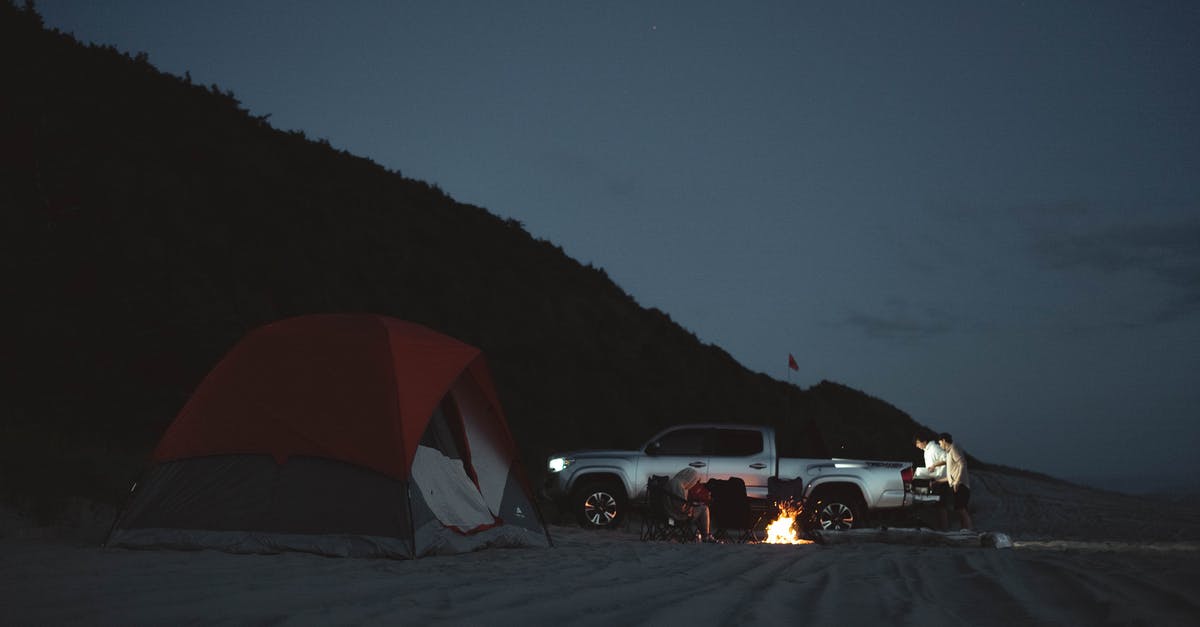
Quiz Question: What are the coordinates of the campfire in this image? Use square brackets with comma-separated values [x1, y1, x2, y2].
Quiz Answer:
[762, 504, 815, 545]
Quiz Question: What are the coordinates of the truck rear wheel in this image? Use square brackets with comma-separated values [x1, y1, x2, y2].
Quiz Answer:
[805, 488, 866, 531]
[573, 479, 626, 530]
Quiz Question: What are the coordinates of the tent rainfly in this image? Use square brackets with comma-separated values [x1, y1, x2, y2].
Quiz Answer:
[108, 314, 551, 558]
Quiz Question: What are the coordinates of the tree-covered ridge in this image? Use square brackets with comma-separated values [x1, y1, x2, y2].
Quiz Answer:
[4, 2, 1026, 520]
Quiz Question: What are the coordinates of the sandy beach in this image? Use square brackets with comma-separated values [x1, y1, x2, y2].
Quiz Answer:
[4, 470, 1199, 626]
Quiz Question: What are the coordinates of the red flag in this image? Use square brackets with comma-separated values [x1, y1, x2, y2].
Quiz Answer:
[788, 354, 799, 371]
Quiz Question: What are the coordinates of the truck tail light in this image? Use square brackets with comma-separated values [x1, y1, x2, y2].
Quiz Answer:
[900, 466, 914, 483]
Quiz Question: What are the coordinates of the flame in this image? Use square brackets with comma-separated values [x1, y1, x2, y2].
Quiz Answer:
[762, 504, 815, 545]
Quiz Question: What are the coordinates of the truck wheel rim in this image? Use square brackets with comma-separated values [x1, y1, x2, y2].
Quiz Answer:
[819, 502, 854, 530]
[584, 492, 618, 526]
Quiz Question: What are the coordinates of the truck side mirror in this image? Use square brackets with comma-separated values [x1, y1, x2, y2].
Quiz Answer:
[645, 441, 661, 456]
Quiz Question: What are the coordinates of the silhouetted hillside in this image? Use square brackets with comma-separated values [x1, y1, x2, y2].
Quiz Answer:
[2, 3, 977, 521]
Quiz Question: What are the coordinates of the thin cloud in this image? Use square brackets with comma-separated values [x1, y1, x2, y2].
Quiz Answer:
[1031, 223, 1200, 273]
[1013, 199, 1093, 221]
[1030, 221, 1200, 324]
[841, 303, 954, 342]
[541, 149, 643, 201]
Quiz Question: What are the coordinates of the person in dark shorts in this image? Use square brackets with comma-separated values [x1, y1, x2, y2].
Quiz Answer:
[936, 432, 973, 531]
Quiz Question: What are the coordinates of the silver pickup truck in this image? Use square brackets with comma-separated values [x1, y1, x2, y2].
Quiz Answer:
[543, 423, 933, 530]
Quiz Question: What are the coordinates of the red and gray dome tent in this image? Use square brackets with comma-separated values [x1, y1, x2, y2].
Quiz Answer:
[108, 314, 551, 558]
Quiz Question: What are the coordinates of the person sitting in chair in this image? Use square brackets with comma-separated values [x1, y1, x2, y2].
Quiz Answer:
[668, 467, 716, 543]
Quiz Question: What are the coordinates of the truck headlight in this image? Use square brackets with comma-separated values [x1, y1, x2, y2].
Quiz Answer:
[548, 457, 573, 473]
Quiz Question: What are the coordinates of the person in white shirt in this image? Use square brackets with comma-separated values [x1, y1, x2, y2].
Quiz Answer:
[914, 429, 950, 530]
[914, 430, 948, 479]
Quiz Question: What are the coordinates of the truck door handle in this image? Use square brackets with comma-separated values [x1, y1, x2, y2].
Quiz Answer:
[689, 461, 707, 468]
[749, 463, 767, 469]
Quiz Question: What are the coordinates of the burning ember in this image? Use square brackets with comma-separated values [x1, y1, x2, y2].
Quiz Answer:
[763, 505, 815, 545]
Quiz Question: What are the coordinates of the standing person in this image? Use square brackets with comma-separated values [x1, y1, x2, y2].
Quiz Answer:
[913, 429, 949, 530]
[937, 432, 973, 531]
[667, 467, 715, 542]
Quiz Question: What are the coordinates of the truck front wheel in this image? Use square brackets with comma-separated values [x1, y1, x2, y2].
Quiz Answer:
[572, 480, 626, 529]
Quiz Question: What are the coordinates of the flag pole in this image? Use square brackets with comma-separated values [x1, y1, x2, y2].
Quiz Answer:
[785, 353, 800, 422]
[784, 354, 793, 422]
[785, 367, 790, 423]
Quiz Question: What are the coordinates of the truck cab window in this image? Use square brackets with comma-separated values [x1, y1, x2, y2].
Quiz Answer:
[653, 428, 708, 455]
[713, 429, 763, 456]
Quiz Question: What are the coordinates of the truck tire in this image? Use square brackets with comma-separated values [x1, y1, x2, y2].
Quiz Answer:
[805, 488, 866, 531]
[572, 479, 626, 530]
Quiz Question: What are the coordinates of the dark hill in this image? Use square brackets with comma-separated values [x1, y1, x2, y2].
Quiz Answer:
[1, 3, 972, 521]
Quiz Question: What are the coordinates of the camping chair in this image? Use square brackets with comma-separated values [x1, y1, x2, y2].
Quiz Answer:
[767, 476, 805, 509]
[761, 476, 806, 536]
[640, 475, 697, 542]
[706, 477, 757, 543]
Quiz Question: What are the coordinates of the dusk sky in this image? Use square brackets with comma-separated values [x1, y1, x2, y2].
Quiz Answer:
[38, 1, 1199, 491]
